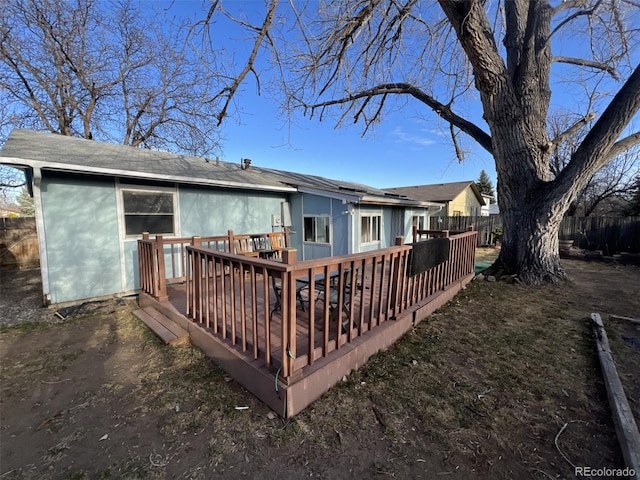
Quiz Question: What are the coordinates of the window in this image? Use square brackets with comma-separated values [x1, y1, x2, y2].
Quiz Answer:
[361, 215, 381, 244]
[122, 189, 175, 236]
[304, 216, 330, 243]
[453, 210, 463, 217]
[412, 215, 425, 230]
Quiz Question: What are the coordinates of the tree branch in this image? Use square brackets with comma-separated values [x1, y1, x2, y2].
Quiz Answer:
[553, 56, 619, 80]
[547, 112, 596, 151]
[212, 0, 279, 126]
[554, 64, 640, 196]
[548, 0, 603, 41]
[605, 131, 640, 161]
[306, 82, 493, 153]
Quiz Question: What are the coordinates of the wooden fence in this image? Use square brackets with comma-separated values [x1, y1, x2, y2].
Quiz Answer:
[430, 216, 501, 246]
[0, 217, 39, 269]
[559, 217, 640, 254]
[431, 215, 640, 253]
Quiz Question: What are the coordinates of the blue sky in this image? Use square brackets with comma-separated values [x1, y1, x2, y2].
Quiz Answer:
[217, 88, 497, 190]
[160, 1, 498, 191]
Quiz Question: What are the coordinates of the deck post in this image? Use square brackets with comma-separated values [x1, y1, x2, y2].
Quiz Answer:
[139, 232, 150, 295]
[191, 236, 202, 320]
[282, 247, 297, 265]
[284, 226, 291, 248]
[227, 229, 234, 253]
[389, 237, 405, 315]
[154, 235, 169, 302]
[282, 248, 302, 383]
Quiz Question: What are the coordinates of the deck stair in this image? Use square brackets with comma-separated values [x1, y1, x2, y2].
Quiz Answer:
[134, 306, 189, 345]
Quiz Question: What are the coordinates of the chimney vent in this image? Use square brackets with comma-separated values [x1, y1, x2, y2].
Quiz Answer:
[243, 158, 252, 170]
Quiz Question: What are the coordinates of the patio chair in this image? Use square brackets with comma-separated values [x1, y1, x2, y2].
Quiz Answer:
[270, 275, 308, 319]
[234, 235, 259, 257]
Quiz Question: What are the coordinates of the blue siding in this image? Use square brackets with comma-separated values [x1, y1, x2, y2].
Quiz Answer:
[41, 174, 122, 304]
[289, 194, 304, 254]
[355, 205, 390, 252]
[332, 198, 349, 256]
[300, 194, 332, 260]
[179, 186, 286, 237]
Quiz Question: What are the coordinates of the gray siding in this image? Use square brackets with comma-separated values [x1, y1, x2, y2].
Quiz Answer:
[41, 173, 122, 304]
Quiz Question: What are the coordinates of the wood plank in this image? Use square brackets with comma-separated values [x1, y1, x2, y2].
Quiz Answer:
[610, 314, 640, 326]
[142, 306, 188, 340]
[591, 313, 640, 477]
[134, 309, 178, 345]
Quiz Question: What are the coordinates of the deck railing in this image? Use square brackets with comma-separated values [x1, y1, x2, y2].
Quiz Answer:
[185, 239, 412, 381]
[403, 228, 477, 308]
[138, 230, 288, 300]
[181, 229, 476, 382]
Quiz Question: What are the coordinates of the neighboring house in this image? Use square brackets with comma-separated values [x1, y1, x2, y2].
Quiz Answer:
[0, 129, 442, 306]
[385, 181, 485, 217]
[0, 205, 21, 218]
[480, 194, 500, 216]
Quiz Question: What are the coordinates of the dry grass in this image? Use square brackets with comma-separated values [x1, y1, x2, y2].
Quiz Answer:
[1, 259, 638, 479]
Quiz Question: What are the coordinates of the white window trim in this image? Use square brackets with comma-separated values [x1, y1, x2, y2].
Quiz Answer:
[116, 181, 180, 240]
[303, 214, 332, 245]
[360, 214, 382, 245]
[412, 214, 426, 229]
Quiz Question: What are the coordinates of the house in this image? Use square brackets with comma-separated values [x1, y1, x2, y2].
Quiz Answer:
[0, 129, 442, 306]
[0, 204, 21, 218]
[385, 181, 485, 217]
[2, 129, 481, 418]
[480, 194, 500, 216]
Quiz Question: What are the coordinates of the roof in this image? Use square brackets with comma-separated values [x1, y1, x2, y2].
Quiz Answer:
[0, 129, 441, 208]
[0, 129, 293, 192]
[384, 181, 485, 206]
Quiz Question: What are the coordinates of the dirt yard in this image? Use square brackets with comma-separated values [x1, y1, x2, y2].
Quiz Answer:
[1, 254, 639, 479]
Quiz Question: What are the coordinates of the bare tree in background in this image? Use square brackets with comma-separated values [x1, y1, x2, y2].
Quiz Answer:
[0, 0, 223, 155]
[550, 113, 639, 216]
[257, 0, 640, 284]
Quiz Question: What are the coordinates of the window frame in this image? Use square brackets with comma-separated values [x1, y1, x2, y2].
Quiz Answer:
[360, 214, 382, 245]
[412, 214, 425, 230]
[303, 215, 331, 244]
[118, 184, 178, 239]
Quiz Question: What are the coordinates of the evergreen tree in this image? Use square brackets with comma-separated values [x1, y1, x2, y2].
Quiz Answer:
[16, 187, 35, 216]
[476, 170, 495, 202]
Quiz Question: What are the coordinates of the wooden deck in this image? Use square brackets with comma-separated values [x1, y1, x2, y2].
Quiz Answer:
[167, 265, 390, 368]
[137, 229, 478, 417]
